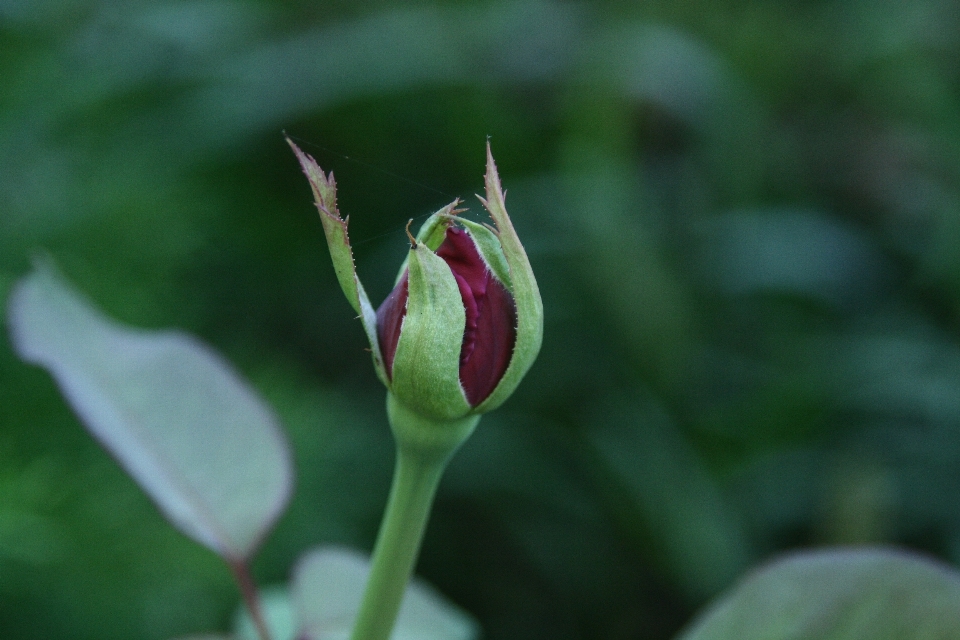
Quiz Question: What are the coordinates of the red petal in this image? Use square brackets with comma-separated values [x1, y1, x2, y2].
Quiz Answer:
[457, 271, 516, 406]
[436, 228, 517, 406]
[376, 271, 408, 380]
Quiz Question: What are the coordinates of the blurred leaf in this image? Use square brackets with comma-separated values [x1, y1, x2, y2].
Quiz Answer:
[443, 413, 653, 635]
[293, 546, 479, 640]
[834, 328, 960, 422]
[586, 399, 752, 599]
[7, 260, 293, 561]
[581, 22, 767, 202]
[695, 208, 889, 308]
[559, 157, 698, 388]
[677, 547, 960, 640]
[233, 586, 297, 640]
[0, 509, 67, 565]
[161, 1, 583, 155]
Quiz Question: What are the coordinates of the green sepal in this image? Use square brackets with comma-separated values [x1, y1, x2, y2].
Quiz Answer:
[391, 241, 472, 421]
[473, 143, 544, 414]
[287, 137, 387, 385]
[417, 202, 461, 250]
[391, 201, 461, 285]
[453, 217, 512, 290]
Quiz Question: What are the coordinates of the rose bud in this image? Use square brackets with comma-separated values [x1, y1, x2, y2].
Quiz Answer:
[288, 138, 542, 424]
[376, 212, 517, 419]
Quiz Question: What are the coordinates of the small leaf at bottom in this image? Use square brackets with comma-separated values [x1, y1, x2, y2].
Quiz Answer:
[677, 547, 960, 640]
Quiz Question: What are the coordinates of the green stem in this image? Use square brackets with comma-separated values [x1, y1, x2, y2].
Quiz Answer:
[349, 448, 445, 640]
[349, 394, 480, 640]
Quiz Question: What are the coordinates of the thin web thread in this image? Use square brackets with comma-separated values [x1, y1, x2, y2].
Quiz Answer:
[286, 134, 482, 248]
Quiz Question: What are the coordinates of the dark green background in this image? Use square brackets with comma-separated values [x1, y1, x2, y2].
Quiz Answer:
[3, 1, 960, 638]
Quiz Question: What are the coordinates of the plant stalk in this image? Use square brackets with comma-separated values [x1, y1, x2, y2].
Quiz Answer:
[349, 447, 445, 640]
[349, 394, 480, 640]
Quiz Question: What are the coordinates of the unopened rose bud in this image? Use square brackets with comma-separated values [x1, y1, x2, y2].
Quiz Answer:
[288, 138, 542, 424]
[375, 212, 520, 419]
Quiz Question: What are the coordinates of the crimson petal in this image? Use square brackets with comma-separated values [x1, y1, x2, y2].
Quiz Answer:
[376, 272, 408, 380]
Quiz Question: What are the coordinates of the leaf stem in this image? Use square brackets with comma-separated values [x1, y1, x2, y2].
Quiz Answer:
[229, 559, 273, 640]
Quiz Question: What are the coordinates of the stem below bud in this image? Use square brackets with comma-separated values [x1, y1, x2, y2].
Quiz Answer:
[387, 393, 481, 462]
[349, 394, 480, 640]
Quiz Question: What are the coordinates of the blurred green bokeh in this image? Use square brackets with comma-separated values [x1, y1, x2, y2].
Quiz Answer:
[3, 0, 960, 638]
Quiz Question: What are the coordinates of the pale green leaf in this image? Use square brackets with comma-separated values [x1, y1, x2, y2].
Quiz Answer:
[677, 547, 960, 640]
[7, 261, 292, 561]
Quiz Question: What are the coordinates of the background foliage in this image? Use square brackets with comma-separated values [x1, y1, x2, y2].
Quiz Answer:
[3, 0, 960, 638]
